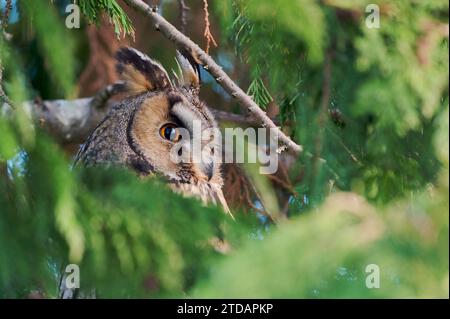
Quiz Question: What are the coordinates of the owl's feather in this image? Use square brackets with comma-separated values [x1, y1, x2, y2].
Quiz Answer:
[176, 49, 201, 89]
[116, 47, 172, 95]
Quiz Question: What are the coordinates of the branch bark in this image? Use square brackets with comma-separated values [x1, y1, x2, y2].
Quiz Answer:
[123, 0, 302, 155]
[0, 82, 124, 144]
[2, 98, 107, 144]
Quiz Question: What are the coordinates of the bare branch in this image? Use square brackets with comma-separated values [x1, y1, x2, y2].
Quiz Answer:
[123, 0, 302, 155]
[1, 98, 107, 144]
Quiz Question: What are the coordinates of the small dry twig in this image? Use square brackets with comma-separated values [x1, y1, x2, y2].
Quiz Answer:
[202, 0, 217, 54]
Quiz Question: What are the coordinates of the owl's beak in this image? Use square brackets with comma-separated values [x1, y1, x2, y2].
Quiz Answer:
[196, 144, 217, 181]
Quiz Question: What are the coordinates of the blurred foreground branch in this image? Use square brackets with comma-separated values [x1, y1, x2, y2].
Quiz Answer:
[123, 0, 303, 155]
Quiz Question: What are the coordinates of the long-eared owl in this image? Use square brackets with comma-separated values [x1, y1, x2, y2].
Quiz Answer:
[74, 47, 229, 214]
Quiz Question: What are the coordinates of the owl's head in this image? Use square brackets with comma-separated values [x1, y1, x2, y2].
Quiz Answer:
[76, 47, 227, 210]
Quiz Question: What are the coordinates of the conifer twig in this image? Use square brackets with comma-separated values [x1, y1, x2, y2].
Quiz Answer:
[202, 0, 217, 54]
[123, 0, 302, 155]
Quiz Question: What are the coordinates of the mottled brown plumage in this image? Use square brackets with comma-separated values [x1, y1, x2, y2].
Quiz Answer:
[75, 47, 229, 214]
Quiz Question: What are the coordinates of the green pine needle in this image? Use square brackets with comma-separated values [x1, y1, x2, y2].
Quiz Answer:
[77, 0, 135, 39]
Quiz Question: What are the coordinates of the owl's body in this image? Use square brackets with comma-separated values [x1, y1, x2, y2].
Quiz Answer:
[75, 48, 229, 213]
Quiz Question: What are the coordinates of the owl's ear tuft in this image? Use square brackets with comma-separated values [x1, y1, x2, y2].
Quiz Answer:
[116, 47, 172, 95]
[176, 49, 201, 91]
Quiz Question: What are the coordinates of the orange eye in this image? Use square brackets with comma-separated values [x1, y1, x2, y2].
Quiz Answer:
[159, 124, 180, 142]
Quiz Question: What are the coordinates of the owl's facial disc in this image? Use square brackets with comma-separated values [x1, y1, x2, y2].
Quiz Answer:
[169, 100, 220, 182]
[130, 93, 220, 184]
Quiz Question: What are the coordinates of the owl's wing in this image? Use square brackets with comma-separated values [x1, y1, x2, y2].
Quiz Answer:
[73, 116, 109, 167]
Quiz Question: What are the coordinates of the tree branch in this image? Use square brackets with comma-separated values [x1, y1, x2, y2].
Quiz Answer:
[123, 0, 302, 155]
[1, 97, 107, 144]
[0, 81, 125, 144]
